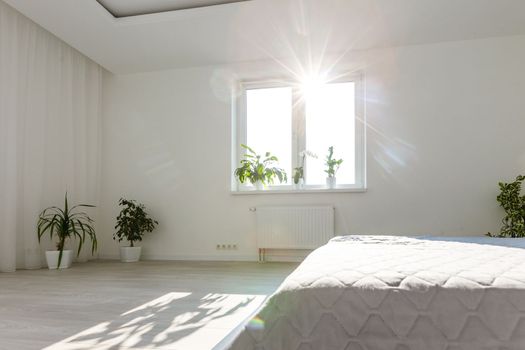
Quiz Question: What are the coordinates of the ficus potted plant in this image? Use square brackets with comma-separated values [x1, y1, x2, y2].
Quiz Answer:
[324, 146, 343, 189]
[114, 198, 158, 262]
[488, 175, 525, 238]
[234, 144, 287, 190]
[37, 193, 97, 269]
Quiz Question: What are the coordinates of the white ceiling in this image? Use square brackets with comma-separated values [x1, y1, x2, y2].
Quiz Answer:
[96, 0, 250, 18]
[4, 0, 525, 74]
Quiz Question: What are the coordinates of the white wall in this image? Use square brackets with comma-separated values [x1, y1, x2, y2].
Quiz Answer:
[98, 35, 525, 261]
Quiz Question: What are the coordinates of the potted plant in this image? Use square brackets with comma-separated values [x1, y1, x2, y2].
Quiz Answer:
[293, 150, 317, 189]
[293, 167, 304, 189]
[37, 193, 97, 269]
[488, 175, 525, 237]
[324, 146, 343, 189]
[234, 144, 287, 190]
[114, 198, 158, 262]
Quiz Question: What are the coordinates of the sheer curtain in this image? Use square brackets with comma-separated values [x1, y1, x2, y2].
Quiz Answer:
[0, 1, 102, 272]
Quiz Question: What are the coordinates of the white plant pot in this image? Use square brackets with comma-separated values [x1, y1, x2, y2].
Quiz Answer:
[293, 178, 304, 190]
[120, 246, 142, 262]
[326, 177, 337, 189]
[255, 181, 264, 191]
[45, 250, 73, 269]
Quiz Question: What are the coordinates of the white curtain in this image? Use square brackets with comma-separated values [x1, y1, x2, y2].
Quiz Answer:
[0, 1, 102, 272]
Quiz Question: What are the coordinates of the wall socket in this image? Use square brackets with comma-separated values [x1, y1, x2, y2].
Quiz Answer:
[216, 244, 238, 250]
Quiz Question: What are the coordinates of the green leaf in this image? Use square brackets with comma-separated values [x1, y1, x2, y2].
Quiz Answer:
[240, 144, 256, 155]
[113, 198, 157, 245]
[57, 246, 63, 269]
[37, 192, 97, 264]
[234, 144, 289, 187]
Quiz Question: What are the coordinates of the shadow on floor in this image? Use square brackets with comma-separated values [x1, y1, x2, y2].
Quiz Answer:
[44, 292, 263, 350]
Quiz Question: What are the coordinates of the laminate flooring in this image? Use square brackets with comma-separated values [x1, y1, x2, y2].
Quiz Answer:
[0, 260, 298, 350]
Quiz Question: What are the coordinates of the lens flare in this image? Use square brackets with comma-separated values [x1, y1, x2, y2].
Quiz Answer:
[247, 316, 265, 331]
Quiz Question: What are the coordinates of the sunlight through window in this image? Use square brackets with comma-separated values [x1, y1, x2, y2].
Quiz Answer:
[305, 82, 355, 185]
[238, 74, 364, 192]
[246, 87, 292, 185]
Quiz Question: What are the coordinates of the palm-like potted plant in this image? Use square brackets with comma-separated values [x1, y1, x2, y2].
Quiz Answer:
[234, 144, 288, 190]
[114, 198, 158, 262]
[325, 146, 343, 189]
[37, 193, 97, 269]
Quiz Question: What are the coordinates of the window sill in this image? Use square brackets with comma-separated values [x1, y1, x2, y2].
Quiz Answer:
[230, 187, 367, 195]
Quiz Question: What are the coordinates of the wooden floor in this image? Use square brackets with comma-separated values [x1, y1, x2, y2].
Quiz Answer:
[0, 260, 298, 350]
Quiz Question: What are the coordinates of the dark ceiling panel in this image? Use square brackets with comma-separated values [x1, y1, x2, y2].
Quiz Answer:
[96, 0, 251, 18]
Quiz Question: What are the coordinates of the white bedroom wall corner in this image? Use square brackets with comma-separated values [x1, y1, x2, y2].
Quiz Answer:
[82, 63, 105, 262]
[357, 70, 367, 190]
[0, 0, 104, 270]
[230, 79, 241, 191]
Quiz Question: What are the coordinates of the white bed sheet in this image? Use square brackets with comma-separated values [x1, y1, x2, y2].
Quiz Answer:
[228, 235, 525, 350]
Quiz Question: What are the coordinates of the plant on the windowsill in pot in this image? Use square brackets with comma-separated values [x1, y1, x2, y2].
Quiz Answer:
[114, 198, 158, 262]
[293, 150, 317, 189]
[292, 167, 304, 189]
[324, 146, 343, 189]
[37, 193, 97, 269]
[234, 144, 288, 190]
[487, 175, 525, 238]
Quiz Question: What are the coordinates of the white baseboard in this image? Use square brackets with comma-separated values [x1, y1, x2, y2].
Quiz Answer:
[97, 253, 259, 262]
[144, 253, 260, 261]
[97, 250, 308, 263]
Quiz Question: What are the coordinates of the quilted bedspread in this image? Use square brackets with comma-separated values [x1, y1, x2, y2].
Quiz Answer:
[227, 236, 525, 350]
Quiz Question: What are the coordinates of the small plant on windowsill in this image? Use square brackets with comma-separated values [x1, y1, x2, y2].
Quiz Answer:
[293, 150, 317, 189]
[487, 175, 525, 238]
[234, 144, 288, 190]
[114, 198, 158, 262]
[292, 167, 304, 188]
[324, 146, 343, 189]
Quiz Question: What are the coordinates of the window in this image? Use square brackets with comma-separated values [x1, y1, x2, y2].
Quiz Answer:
[232, 74, 365, 192]
[246, 87, 292, 184]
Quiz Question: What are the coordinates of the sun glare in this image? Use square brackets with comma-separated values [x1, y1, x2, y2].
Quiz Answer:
[300, 74, 328, 99]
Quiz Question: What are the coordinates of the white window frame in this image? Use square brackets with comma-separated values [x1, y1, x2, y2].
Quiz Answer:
[231, 73, 366, 194]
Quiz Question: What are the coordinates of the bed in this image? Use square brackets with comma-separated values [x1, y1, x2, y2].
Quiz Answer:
[226, 235, 525, 350]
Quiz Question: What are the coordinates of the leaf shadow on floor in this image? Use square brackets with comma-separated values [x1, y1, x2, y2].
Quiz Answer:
[52, 292, 258, 350]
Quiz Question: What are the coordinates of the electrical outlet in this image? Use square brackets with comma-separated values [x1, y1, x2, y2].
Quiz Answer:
[216, 243, 238, 250]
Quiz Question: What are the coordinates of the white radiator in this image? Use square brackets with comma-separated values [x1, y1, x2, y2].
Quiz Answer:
[255, 206, 335, 255]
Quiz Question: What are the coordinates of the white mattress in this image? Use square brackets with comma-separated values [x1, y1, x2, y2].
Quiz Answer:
[227, 235, 525, 350]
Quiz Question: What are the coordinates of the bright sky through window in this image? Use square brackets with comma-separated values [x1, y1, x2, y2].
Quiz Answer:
[246, 87, 292, 185]
[305, 82, 355, 185]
